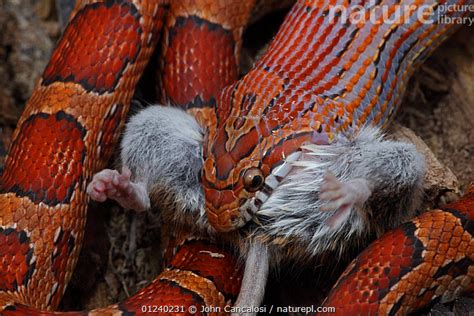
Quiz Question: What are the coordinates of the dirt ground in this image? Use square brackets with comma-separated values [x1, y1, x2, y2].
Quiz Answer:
[0, 0, 473, 314]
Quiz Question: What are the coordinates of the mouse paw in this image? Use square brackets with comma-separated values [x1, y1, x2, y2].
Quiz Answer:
[319, 172, 372, 228]
[87, 167, 150, 211]
[87, 167, 134, 203]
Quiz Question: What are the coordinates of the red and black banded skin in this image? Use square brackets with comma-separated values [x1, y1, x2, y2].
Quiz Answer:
[0, 0, 473, 315]
[0, 0, 168, 311]
[320, 186, 474, 315]
[158, 0, 256, 109]
[202, 0, 473, 231]
[157, 0, 256, 136]
[2, 240, 242, 315]
[1, 0, 245, 314]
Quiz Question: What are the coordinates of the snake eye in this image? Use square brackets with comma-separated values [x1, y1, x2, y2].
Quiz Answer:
[243, 167, 264, 192]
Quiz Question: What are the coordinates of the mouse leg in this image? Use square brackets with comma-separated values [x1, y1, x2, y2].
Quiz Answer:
[87, 166, 150, 212]
[318, 128, 425, 233]
[319, 172, 373, 229]
[233, 242, 269, 316]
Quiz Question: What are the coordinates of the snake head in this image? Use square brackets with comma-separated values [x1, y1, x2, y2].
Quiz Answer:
[199, 76, 330, 233]
[201, 118, 308, 232]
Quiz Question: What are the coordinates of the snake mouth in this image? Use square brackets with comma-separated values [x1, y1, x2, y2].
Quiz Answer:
[238, 151, 303, 225]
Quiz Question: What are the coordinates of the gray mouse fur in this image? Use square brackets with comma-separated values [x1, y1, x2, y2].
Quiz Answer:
[252, 127, 425, 263]
[120, 105, 209, 231]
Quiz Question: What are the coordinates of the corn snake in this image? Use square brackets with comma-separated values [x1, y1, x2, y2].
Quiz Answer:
[0, 0, 473, 315]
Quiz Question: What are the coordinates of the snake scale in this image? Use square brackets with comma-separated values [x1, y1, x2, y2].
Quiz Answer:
[0, 0, 473, 315]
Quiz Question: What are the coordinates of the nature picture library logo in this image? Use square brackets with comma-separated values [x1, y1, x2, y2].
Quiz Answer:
[437, 3, 474, 25]
[325, 0, 474, 26]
